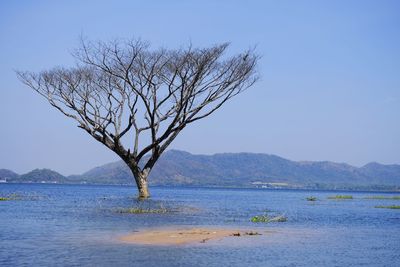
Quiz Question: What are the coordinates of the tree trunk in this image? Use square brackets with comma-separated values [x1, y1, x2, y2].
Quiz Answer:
[137, 173, 150, 199]
[130, 167, 150, 199]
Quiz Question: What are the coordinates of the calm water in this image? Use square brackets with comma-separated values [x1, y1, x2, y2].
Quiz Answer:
[1, 183, 399, 267]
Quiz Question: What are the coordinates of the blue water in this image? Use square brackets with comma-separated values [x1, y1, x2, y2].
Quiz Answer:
[1, 184, 399, 267]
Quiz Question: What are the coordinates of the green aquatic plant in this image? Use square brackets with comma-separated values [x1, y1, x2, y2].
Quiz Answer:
[364, 196, 400, 200]
[269, 215, 287, 222]
[306, 196, 317, 201]
[251, 215, 269, 223]
[117, 207, 169, 214]
[116, 202, 170, 214]
[327, 195, 353, 200]
[251, 214, 287, 223]
[375, 205, 400, 209]
[0, 193, 23, 201]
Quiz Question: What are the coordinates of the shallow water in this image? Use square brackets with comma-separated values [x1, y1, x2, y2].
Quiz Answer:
[1, 184, 399, 266]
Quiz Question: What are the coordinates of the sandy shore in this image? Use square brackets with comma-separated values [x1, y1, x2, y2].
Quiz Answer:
[119, 227, 262, 245]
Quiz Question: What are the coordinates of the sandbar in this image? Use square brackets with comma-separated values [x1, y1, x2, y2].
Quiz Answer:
[118, 227, 262, 245]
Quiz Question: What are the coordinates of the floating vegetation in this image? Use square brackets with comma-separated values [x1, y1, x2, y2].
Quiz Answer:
[327, 195, 353, 200]
[0, 192, 46, 201]
[116, 200, 173, 214]
[251, 215, 269, 223]
[251, 214, 287, 223]
[269, 215, 287, 222]
[112, 198, 201, 215]
[117, 207, 169, 214]
[375, 205, 400, 209]
[306, 196, 317, 201]
[0, 193, 22, 201]
[364, 196, 400, 200]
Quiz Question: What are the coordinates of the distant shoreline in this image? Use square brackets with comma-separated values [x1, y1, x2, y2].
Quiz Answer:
[1, 182, 399, 193]
[2, 150, 399, 192]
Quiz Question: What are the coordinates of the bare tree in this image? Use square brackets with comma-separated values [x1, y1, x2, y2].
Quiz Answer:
[17, 39, 259, 198]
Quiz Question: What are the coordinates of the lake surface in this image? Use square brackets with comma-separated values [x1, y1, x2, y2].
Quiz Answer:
[1, 184, 399, 266]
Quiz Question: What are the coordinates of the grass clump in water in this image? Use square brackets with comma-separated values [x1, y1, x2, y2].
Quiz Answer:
[251, 214, 287, 223]
[365, 196, 400, 200]
[306, 196, 317, 201]
[117, 206, 168, 214]
[375, 205, 400, 209]
[327, 195, 353, 200]
[251, 215, 269, 223]
[0, 194, 22, 201]
[116, 201, 170, 214]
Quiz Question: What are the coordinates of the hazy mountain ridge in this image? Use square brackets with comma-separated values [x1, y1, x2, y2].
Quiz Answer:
[1, 150, 399, 190]
[0, 169, 19, 180]
[2, 168, 68, 183]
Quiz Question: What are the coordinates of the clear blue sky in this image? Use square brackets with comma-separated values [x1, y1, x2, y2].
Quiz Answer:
[1, 0, 399, 175]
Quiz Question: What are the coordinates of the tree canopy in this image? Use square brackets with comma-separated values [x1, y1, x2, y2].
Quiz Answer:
[17, 39, 259, 198]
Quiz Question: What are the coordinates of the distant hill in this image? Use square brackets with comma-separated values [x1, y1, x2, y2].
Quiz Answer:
[2, 150, 400, 190]
[69, 161, 131, 185]
[0, 168, 67, 183]
[62, 150, 400, 189]
[145, 150, 399, 189]
[0, 169, 19, 181]
[19, 169, 67, 183]
[359, 162, 400, 185]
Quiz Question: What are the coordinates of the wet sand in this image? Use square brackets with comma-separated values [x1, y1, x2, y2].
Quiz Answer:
[119, 227, 262, 245]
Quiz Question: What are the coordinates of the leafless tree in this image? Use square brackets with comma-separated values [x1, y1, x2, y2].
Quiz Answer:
[17, 39, 259, 198]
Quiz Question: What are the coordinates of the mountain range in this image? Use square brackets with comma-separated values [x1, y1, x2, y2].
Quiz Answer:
[1, 150, 399, 190]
